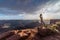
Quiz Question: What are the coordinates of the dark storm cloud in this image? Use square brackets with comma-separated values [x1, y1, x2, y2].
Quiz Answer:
[0, 0, 51, 14]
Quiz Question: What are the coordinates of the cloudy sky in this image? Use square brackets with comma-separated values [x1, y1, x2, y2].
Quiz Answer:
[0, 0, 60, 20]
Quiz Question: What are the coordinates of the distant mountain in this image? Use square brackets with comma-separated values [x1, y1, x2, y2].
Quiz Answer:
[0, 20, 39, 29]
[0, 20, 39, 33]
[25, 21, 40, 28]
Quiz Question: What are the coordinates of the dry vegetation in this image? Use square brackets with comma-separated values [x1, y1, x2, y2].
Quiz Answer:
[0, 23, 60, 40]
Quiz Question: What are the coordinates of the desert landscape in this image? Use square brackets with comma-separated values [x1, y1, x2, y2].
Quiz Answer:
[0, 14, 60, 40]
[0, 0, 60, 40]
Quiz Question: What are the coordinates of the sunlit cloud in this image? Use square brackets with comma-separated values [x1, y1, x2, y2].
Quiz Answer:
[0, 0, 60, 20]
[43, 0, 60, 19]
[34, 0, 60, 20]
[0, 14, 23, 20]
